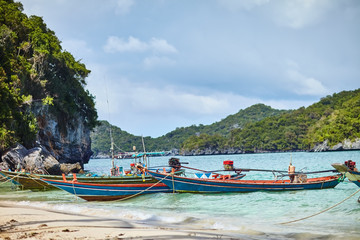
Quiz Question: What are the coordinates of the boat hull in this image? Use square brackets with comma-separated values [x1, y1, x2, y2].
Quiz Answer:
[346, 171, 360, 187]
[148, 170, 341, 193]
[41, 178, 172, 201]
[0, 170, 156, 191]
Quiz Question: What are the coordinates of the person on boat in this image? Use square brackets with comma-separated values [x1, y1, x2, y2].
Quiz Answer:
[130, 163, 137, 174]
[288, 162, 296, 183]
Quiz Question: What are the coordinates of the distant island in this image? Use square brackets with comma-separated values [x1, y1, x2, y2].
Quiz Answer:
[91, 89, 360, 158]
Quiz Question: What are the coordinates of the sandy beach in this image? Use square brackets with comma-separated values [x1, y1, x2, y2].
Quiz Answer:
[0, 202, 237, 240]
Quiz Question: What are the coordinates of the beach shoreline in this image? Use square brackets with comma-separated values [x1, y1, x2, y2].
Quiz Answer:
[0, 202, 237, 240]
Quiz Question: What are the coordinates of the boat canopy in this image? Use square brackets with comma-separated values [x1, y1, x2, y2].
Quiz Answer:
[132, 152, 165, 158]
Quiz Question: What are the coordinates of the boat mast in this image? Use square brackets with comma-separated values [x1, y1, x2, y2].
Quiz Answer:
[110, 125, 115, 169]
[106, 90, 116, 174]
[142, 136, 147, 167]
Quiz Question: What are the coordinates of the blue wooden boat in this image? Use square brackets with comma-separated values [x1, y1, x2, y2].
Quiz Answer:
[147, 170, 342, 193]
[41, 177, 172, 201]
[0, 169, 160, 191]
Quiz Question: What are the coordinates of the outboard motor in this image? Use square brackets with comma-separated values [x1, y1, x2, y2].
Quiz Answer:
[223, 160, 234, 170]
[169, 158, 181, 170]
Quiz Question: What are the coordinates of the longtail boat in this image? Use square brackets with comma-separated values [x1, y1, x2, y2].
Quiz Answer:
[147, 160, 342, 193]
[38, 158, 185, 200]
[332, 161, 360, 188]
[41, 167, 185, 201]
[0, 150, 179, 191]
[0, 170, 160, 191]
[41, 176, 172, 201]
[148, 170, 341, 193]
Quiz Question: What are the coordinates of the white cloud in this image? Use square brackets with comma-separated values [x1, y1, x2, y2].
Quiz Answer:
[149, 38, 178, 54]
[91, 77, 235, 119]
[104, 36, 148, 53]
[103, 36, 178, 54]
[286, 69, 329, 96]
[115, 0, 134, 15]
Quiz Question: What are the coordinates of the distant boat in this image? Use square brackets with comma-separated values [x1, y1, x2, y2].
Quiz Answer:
[332, 161, 360, 188]
[147, 170, 341, 193]
[114, 151, 165, 159]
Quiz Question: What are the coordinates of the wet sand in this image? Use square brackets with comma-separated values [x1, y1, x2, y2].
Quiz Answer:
[0, 202, 237, 240]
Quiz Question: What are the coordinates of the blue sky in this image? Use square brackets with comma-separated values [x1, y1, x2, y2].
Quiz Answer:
[19, 0, 360, 137]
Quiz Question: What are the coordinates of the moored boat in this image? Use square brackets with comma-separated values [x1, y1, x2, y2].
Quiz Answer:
[41, 176, 172, 201]
[0, 170, 157, 191]
[147, 169, 342, 193]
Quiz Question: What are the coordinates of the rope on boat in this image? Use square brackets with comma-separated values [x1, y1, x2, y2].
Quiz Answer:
[27, 174, 51, 190]
[0, 172, 22, 186]
[279, 188, 360, 225]
[116, 172, 172, 201]
[72, 180, 78, 202]
[172, 173, 175, 194]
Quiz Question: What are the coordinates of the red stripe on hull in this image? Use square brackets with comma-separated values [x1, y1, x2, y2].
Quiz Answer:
[78, 195, 134, 201]
[41, 178, 167, 188]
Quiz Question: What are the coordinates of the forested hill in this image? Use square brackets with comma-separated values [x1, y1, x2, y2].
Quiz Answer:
[92, 89, 360, 156]
[91, 104, 288, 156]
[182, 89, 360, 154]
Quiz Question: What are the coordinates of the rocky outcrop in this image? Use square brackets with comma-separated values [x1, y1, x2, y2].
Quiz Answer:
[1, 144, 59, 174]
[0, 143, 29, 171]
[23, 146, 61, 174]
[0, 144, 85, 175]
[60, 163, 84, 175]
[32, 103, 92, 167]
[0, 102, 93, 173]
[311, 138, 360, 152]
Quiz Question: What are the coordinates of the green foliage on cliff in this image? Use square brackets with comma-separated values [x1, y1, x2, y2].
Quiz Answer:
[305, 90, 360, 147]
[0, 0, 97, 153]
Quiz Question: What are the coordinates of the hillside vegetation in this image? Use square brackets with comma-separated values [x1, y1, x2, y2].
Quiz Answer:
[92, 89, 360, 156]
[91, 104, 288, 155]
[182, 89, 360, 153]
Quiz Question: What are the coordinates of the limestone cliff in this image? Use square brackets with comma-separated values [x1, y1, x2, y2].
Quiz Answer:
[33, 103, 92, 168]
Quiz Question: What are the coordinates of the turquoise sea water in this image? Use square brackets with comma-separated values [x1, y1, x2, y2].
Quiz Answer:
[1, 151, 360, 239]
